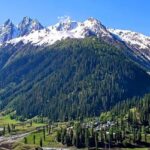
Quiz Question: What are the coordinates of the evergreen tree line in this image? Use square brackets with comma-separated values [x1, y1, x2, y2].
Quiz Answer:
[109, 94, 150, 126]
[56, 120, 150, 149]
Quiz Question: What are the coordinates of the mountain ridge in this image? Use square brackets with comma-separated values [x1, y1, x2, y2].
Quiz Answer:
[0, 17, 149, 48]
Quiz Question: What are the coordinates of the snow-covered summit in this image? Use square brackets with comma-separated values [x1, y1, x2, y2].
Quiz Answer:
[51, 16, 79, 31]
[0, 17, 44, 44]
[18, 17, 44, 36]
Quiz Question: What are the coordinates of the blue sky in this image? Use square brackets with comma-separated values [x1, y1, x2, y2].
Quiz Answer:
[0, 0, 150, 35]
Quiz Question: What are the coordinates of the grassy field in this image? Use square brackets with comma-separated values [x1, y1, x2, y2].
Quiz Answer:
[0, 115, 19, 126]
[0, 114, 46, 136]
[20, 130, 63, 147]
[0, 114, 63, 147]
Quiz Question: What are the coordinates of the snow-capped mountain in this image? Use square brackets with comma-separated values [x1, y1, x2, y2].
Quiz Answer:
[18, 17, 44, 36]
[0, 17, 150, 50]
[7, 17, 114, 46]
[0, 17, 43, 44]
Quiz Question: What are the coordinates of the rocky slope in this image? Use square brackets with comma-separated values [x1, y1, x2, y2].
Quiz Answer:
[109, 29, 150, 70]
[0, 17, 43, 44]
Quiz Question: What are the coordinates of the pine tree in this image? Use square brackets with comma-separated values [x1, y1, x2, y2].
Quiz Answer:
[24, 137, 28, 144]
[33, 135, 36, 144]
[7, 124, 11, 134]
[56, 130, 61, 142]
[85, 128, 89, 148]
[40, 138, 43, 147]
[43, 127, 46, 141]
[95, 131, 98, 150]
[30, 121, 33, 127]
[3, 126, 5, 135]
[144, 133, 147, 143]
[137, 131, 141, 142]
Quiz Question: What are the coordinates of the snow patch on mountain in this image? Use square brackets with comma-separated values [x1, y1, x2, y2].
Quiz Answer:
[109, 29, 150, 49]
[109, 29, 150, 61]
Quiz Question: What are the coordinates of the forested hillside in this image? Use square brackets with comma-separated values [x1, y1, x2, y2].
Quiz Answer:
[0, 38, 150, 121]
[104, 94, 150, 125]
[56, 94, 150, 149]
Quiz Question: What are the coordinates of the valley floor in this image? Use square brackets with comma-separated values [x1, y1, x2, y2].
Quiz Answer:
[0, 114, 150, 150]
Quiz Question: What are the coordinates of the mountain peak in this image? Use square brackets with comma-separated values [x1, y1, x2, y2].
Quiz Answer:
[21, 16, 32, 25]
[82, 17, 110, 39]
[87, 17, 100, 23]
[85, 17, 106, 29]
[4, 19, 13, 26]
[54, 16, 78, 31]
[58, 16, 72, 24]
[18, 16, 44, 36]
[0, 19, 17, 44]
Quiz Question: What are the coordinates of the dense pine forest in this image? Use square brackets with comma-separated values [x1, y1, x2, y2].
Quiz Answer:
[107, 94, 150, 126]
[0, 38, 150, 121]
